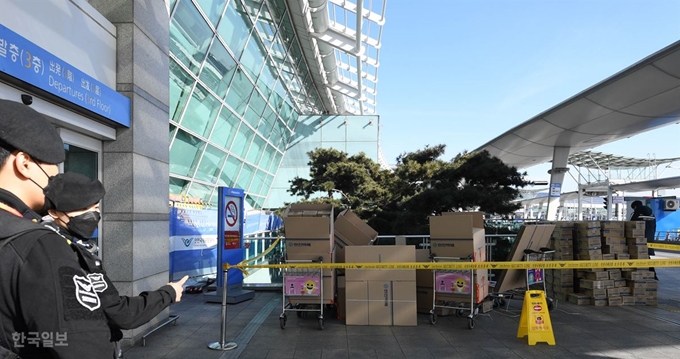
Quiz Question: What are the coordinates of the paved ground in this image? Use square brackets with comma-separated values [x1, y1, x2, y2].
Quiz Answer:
[124, 251, 680, 359]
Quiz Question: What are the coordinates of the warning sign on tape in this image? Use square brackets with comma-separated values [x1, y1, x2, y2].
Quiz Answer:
[224, 258, 680, 271]
[648, 242, 680, 251]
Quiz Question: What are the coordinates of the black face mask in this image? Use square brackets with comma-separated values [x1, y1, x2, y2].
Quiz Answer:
[29, 163, 55, 216]
[66, 211, 101, 239]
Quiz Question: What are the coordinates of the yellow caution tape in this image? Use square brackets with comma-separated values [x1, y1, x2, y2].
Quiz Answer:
[224, 258, 680, 271]
[231, 236, 282, 275]
[648, 242, 680, 251]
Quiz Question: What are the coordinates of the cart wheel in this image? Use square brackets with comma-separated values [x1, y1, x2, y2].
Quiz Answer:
[456, 309, 465, 317]
[318, 316, 324, 330]
[499, 299, 507, 307]
[547, 298, 555, 311]
[429, 310, 437, 325]
[468, 318, 475, 329]
[279, 314, 287, 329]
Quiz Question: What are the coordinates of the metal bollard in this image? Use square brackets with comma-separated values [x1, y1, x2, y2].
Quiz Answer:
[208, 270, 237, 351]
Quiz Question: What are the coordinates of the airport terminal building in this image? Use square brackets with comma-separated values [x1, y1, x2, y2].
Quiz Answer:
[0, 0, 385, 343]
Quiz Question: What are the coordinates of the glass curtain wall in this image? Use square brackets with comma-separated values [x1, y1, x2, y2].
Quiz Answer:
[168, 0, 325, 208]
[264, 115, 380, 208]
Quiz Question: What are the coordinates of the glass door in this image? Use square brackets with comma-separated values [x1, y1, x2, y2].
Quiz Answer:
[58, 128, 103, 257]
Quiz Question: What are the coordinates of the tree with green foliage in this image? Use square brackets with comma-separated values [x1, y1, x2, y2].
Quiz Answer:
[288, 145, 529, 234]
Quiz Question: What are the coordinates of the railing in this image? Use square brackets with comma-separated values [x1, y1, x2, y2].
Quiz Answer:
[241, 233, 518, 289]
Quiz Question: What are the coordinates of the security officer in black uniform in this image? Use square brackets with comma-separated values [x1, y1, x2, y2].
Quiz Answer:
[41, 172, 188, 358]
[0, 99, 113, 358]
[630, 200, 658, 280]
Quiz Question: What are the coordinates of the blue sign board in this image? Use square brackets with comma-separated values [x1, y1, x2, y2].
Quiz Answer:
[0, 24, 130, 127]
[217, 187, 245, 288]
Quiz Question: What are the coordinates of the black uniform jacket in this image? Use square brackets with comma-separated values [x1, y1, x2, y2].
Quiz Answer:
[42, 222, 176, 338]
[0, 189, 174, 358]
[0, 189, 115, 358]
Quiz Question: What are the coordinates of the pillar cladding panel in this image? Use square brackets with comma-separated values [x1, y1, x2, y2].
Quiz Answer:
[102, 220, 134, 282]
[131, 93, 171, 163]
[133, 153, 170, 214]
[87, 0, 169, 54]
[132, 221, 171, 280]
[132, 24, 170, 107]
[103, 152, 134, 213]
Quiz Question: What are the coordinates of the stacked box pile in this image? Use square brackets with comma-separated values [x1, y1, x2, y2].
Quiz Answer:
[564, 220, 657, 307]
[624, 221, 657, 305]
[546, 222, 575, 301]
[282, 204, 335, 305]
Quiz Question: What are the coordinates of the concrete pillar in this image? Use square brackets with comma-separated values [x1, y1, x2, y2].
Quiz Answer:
[87, 0, 170, 347]
[546, 147, 570, 221]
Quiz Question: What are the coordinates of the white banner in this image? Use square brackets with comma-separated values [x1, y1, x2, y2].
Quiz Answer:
[170, 235, 218, 252]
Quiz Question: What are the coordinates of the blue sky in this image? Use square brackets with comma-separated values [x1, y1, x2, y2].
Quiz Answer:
[377, 0, 680, 192]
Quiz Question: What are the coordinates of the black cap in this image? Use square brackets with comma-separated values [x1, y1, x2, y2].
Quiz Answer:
[0, 99, 65, 164]
[44, 172, 106, 212]
[631, 200, 642, 209]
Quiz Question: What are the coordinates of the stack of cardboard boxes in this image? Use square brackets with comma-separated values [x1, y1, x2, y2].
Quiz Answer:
[546, 222, 575, 302]
[555, 220, 658, 307]
[282, 204, 335, 305]
[426, 212, 489, 307]
[334, 209, 379, 321]
[344, 246, 417, 326]
[624, 221, 658, 305]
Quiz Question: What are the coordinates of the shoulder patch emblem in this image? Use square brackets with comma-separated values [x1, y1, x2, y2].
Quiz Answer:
[73, 275, 101, 311]
[87, 273, 108, 293]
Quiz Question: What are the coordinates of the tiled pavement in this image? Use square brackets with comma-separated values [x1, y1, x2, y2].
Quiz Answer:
[125, 251, 680, 359]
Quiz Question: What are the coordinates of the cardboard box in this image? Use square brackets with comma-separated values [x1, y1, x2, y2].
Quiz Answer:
[584, 288, 607, 299]
[578, 236, 602, 249]
[629, 252, 649, 259]
[619, 287, 632, 295]
[608, 296, 623, 306]
[607, 269, 622, 280]
[346, 280, 417, 326]
[601, 229, 625, 237]
[416, 287, 433, 314]
[592, 298, 608, 306]
[580, 279, 614, 289]
[284, 204, 334, 258]
[600, 221, 624, 229]
[602, 254, 616, 260]
[622, 295, 635, 306]
[494, 224, 555, 293]
[416, 249, 433, 288]
[602, 245, 627, 255]
[607, 288, 621, 296]
[345, 246, 416, 281]
[585, 271, 609, 280]
[578, 248, 603, 259]
[615, 253, 630, 260]
[287, 251, 334, 276]
[568, 293, 591, 305]
[430, 212, 483, 239]
[614, 279, 627, 288]
[602, 237, 626, 245]
[625, 222, 645, 237]
[337, 275, 346, 320]
[334, 210, 379, 263]
[626, 237, 647, 245]
[429, 212, 486, 261]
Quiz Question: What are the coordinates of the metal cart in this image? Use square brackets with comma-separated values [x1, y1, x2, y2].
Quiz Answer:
[279, 258, 325, 330]
[490, 247, 556, 311]
[428, 255, 480, 329]
[524, 247, 555, 310]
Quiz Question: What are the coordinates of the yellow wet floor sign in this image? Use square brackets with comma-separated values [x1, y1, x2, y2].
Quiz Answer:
[517, 290, 555, 345]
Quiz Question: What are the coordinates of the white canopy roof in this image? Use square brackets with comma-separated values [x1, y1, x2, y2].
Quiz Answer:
[477, 40, 680, 169]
